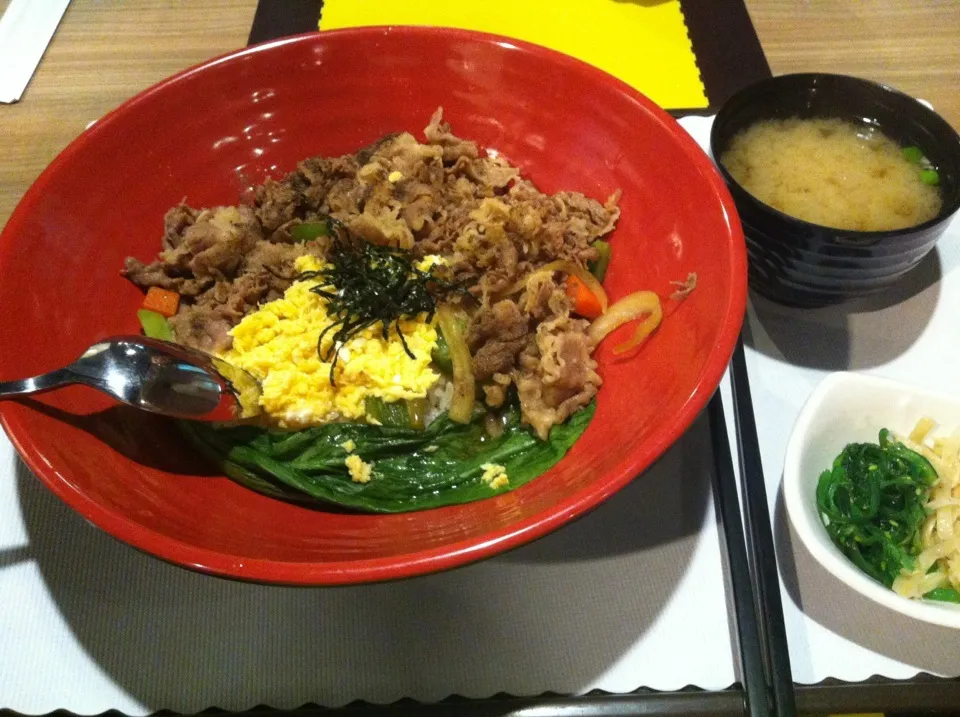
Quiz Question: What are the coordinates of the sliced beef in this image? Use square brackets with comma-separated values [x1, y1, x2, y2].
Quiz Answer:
[159, 205, 261, 278]
[162, 203, 198, 251]
[520, 271, 571, 320]
[124, 204, 320, 351]
[347, 208, 415, 249]
[123, 205, 261, 298]
[449, 153, 519, 191]
[468, 299, 530, 382]
[243, 240, 324, 297]
[412, 176, 616, 305]
[253, 154, 363, 238]
[121, 257, 211, 296]
[123, 108, 618, 438]
[168, 272, 270, 354]
[425, 107, 479, 163]
[515, 316, 602, 440]
[166, 294, 253, 353]
[481, 372, 513, 408]
[381, 131, 445, 179]
[255, 179, 303, 235]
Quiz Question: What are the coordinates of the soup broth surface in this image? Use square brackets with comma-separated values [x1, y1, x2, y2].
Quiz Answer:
[721, 117, 942, 231]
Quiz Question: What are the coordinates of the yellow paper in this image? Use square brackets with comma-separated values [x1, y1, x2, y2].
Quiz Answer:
[319, 0, 708, 110]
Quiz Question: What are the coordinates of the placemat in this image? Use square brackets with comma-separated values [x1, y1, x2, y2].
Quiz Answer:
[245, 0, 960, 700]
[319, 0, 708, 111]
[0, 4, 774, 713]
[683, 114, 960, 686]
[0, 348, 736, 713]
[248, 0, 771, 113]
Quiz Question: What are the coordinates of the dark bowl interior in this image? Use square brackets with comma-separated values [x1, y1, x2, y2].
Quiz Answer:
[710, 73, 960, 307]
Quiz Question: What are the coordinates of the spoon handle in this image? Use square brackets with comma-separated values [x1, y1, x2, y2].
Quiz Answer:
[0, 368, 78, 398]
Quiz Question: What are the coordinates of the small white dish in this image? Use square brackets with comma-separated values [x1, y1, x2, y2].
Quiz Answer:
[783, 371, 960, 629]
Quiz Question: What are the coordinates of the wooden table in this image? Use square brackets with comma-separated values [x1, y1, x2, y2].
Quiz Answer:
[0, 0, 260, 230]
[747, 0, 960, 134]
[1, 0, 958, 232]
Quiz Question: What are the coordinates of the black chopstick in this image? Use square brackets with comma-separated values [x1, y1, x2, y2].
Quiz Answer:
[729, 334, 798, 717]
[248, 0, 322, 45]
[708, 390, 770, 717]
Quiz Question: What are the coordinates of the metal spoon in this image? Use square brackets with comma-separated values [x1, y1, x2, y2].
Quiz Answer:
[0, 336, 261, 422]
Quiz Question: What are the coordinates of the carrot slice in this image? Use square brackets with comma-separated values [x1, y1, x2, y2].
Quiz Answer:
[565, 275, 604, 319]
[142, 286, 180, 317]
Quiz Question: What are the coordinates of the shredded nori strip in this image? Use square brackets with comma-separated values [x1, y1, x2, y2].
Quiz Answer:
[297, 218, 466, 383]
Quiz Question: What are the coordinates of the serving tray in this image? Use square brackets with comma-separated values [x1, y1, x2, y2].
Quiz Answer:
[250, 1, 960, 712]
[3, 0, 959, 715]
[0, 3, 759, 715]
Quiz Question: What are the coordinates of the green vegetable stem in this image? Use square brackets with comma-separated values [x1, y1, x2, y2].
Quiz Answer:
[923, 586, 960, 603]
[290, 220, 333, 242]
[137, 308, 173, 341]
[589, 240, 611, 283]
[364, 396, 424, 430]
[431, 329, 453, 375]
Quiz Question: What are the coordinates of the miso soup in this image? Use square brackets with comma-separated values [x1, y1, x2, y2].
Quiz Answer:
[720, 117, 942, 231]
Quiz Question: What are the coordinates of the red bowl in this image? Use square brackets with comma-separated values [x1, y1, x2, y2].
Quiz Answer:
[0, 27, 746, 585]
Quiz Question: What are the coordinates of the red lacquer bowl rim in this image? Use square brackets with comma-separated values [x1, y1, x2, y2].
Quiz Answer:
[0, 26, 747, 585]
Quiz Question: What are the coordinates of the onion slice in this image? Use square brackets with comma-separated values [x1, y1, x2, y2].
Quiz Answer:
[436, 303, 475, 424]
[513, 260, 609, 312]
[587, 291, 663, 354]
[538, 260, 609, 314]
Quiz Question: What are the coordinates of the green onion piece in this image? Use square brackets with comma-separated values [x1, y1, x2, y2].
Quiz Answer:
[920, 169, 940, 186]
[431, 329, 453, 375]
[137, 308, 173, 341]
[588, 240, 612, 283]
[924, 587, 960, 603]
[406, 398, 427, 431]
[290, 221, 332, 242]
[436, 304, 475, 424]
[903, 146, 925, 164]
[364, 396, 411, 428]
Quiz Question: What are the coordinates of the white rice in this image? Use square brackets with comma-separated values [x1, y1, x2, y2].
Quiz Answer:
[425, 376, 454, 426]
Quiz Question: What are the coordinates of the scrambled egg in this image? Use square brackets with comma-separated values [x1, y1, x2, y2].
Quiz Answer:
[480, 463, 510, 490]
[345, 454, 374, 484]
[220, 255, 441, 429]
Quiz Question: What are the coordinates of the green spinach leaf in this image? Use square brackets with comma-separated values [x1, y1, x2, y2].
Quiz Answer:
[181, 401, 595, 513]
